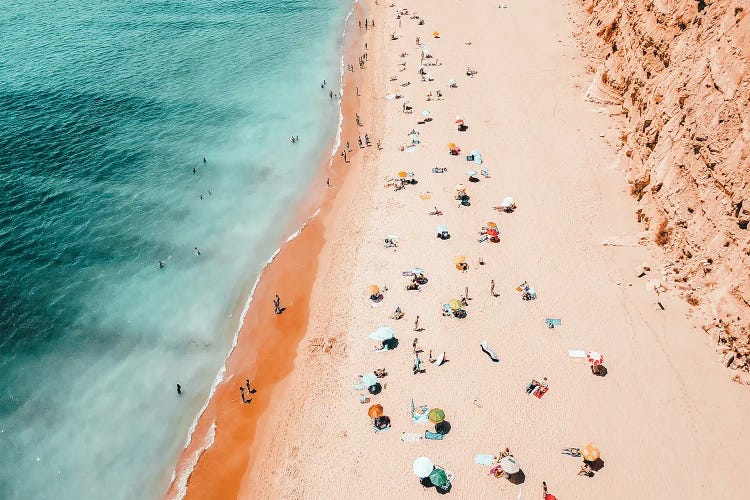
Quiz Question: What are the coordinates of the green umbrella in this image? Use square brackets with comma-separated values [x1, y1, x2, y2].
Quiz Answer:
[428, 408, 445, 423]
[429, 468, 448, 488]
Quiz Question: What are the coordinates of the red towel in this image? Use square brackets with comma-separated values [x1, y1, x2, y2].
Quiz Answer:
[535, 386, 548, 399]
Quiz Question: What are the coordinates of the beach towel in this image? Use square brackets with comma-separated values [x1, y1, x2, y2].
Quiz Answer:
[412, 409, 429, 423]
[401, 432, 422, 442]
[477, 234, 488, 243]
[474, 454, 494, 465]
[534, 386, 549, 399]
[473, 154, 483, 165]
[568, 350, 586, 358]
[425, 430, 444, 440]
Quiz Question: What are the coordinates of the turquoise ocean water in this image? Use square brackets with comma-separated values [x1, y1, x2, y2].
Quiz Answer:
[0, 1, 349, 498]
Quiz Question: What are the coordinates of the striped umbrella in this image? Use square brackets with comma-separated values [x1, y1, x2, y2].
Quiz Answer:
[586, 352, 603, 366]
[581, 443, 600, 462]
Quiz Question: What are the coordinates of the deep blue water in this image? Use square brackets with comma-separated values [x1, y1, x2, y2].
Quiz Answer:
[0, 1, 347, 498]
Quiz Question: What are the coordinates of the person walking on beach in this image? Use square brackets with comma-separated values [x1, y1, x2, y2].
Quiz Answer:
[358, 137, 363, 148]
[365, 133, 370, 146]
[491, 280, 496, 297]
[414, 315, 420, 331]
[273, 294, 281, 314]
[176, 384, 182, 395]
[329, 90, 333, 99]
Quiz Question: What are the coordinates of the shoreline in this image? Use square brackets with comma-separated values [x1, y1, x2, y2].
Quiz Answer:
[163, 1, 373, 498]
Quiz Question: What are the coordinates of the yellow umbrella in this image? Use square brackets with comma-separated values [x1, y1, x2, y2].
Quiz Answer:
[448, 142, 457, 149]
[487, 222, 498, 228]
[448, 299, 462, 310]
[453, 255, 466, 265]
[432, 31, 440, 38]
[581, 443, 600, 462]
[398, 171, 408, 178]
[368, 284, 380, 296]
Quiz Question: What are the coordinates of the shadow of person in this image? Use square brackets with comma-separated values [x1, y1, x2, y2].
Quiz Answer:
[277, 307, 287, 314]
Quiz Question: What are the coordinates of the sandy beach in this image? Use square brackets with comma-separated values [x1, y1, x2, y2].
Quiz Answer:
[171, 0, 750, 498]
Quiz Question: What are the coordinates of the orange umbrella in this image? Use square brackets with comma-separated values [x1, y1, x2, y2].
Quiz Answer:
[453, 255, 467, 265]
[368, 284, 380, 296]
[580, 443, 600, 462]
[487, 222, 498, 228]
[432, 31, 440, 38]
[448, 142, 457, 149]
[398, 171, 408, 178]
[368, 404, 384, 418]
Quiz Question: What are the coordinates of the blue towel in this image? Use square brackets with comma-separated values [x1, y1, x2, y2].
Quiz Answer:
[425, 430, 444, 440]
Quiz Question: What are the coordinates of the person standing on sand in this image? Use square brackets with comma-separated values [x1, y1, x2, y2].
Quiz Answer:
[176, 384, 182, 395]
[414, 315, 420, 331]
[491, 280, 496, 297]
[274, 295, 281, 314]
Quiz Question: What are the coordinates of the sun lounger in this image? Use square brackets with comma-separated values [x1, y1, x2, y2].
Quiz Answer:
[475, 454, 494, 465]
[425, 430, 444, 440]
[481, 341, 499, 362]
[401, 432, 423, 442]
[568, 350, 586, 358]
[477, 234, 489, 243]
[442, 304, 454, 317]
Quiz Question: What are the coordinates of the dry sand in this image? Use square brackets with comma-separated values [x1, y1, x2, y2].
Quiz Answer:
[177, 0, 750, 499]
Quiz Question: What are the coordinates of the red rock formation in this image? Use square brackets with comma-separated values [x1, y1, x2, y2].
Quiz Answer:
[577, 0, 750, 375]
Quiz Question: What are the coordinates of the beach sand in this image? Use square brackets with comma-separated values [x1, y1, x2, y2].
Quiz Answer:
[171, 0, 750, 499]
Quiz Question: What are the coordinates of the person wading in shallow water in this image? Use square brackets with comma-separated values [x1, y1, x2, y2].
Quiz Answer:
[176, 384, 182, 395]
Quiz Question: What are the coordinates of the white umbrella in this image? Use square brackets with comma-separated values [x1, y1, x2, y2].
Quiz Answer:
[413, 456, 434, 478]
[466, 170, 477, 176]
[369, 326, 395, 341]
[499, 456, 520, 474]
[362, 373, 378, 387]
[448, 79, 457, 85]
[586, 351, 603, 365]
[411, 267, 425, 274]
[422, 110, 430, 116]
[502, 196, 515, 208]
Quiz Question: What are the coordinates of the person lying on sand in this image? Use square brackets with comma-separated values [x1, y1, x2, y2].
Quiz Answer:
[374, 368, 387, 378]
[562, 447, 581, 457]
[578, 463, 594, 477]
[390, 306, 404, 319]
[406, 282, 420, 291]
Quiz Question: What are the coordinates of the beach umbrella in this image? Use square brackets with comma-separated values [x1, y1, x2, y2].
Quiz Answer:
[502, 196, 515, 208]
[499, 456, 520, 474]
[413, 456, 434, 478]
[455, 115, 464, 123]
[453, 255, 466, 265]
[428, 408, 445, 423]
[429, 468, 448, 488]
[368, 284, 380, 296]
[436, 225, 448, 233]
[466, 170, 477, 176]
[454, 184, 466, 192]
[411, 267, 425, 275]
[487, 222, 498, 228]
[448, 142, 457, 149]
[422, 110, 430, 116]
[586, 352, 604, 366]
[362, 373, 378, 387]
[369, 326, 395, 341]
[487, 228, 499, 237]
[368, 404, 383, 418]
[398, 171, 408, 178]
[448, 299, 463, 310]
[432, 31, 440, 38]
[408, 132, 419, 140]
[581, 443, 600, 462]
[470, 150, 480, 156]
[448, 79, 457, 86]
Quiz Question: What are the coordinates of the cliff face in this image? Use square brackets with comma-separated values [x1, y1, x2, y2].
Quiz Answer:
[577, 0, 750, 376]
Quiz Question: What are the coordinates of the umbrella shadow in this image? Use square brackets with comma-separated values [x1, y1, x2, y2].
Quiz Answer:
[507, 469, 526, 485]
[589, 458, 605, 472]
[596, 365, 609, 377]
[383, 337, 399, 350]
[419, 477, 453, 495]
[435, 420, 452, 435]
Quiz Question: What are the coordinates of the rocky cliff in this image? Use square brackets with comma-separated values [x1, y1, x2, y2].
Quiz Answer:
[576, 0, 750, 378]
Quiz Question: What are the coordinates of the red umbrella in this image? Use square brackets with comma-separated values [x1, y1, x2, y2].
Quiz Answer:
[487, 228, 499, 237]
